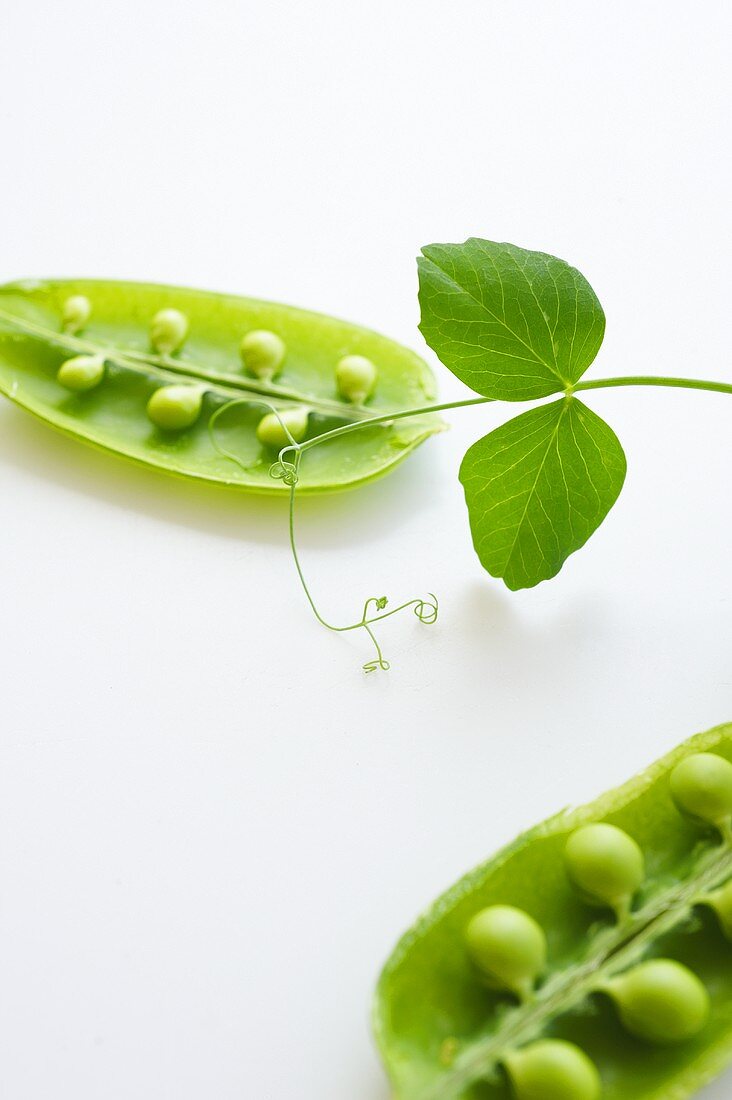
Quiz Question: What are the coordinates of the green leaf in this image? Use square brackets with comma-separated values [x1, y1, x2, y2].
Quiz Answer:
[418, 239, 606, 401]
[459, 397, 626, 589]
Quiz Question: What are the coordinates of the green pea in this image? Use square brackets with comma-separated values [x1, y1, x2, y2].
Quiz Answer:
[335, 354, 377, 404]
[669, 752, 732, 833]
[240, 330, 286, 381]
[61, 294, 92, 334]
[503, 1040, 601, 1100]
[57, 354, 105, 392]
[146, 385, 203, 430]
[605, 959, 709, 1044]
[564, 823, 644, 920]
[464, 905, 546, 1000]
[256, 407, 309, 448]
[150, 308, 189, 355]
[439, 1037, 459, 1067]
[702, 879, 732, 939]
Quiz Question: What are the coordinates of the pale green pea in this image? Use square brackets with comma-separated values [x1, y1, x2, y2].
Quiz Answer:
[702, 878, 732, 939]
[564, 823, 644, 921]
[240, 330, 286, 381]
[57, 354, 105, 392]
[61, 294, 92, 334]
[150, 308, 189, 355]
[604, 959, 709, 1045]
[147, 385, 204, 430]
[439, 1037, 460, 1067]
[335, 354, 377, 404]
[503, 1040, 601, 1100]
[670, 752, 732, 834]
[256, 407, 309, 448]
[464, 905, 546, 1001]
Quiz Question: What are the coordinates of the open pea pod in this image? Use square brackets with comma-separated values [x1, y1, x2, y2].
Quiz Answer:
[0, 279, 441, 493]
[375, 722, 732, 1100]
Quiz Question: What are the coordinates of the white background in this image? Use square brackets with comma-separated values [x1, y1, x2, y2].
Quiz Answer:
[1, 2, 731, 1097]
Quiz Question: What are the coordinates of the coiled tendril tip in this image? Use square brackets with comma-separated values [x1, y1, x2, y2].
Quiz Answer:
[269, 459, 300, 486]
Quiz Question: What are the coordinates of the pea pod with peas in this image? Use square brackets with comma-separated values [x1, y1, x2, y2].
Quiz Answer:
[375, 723, 732, 1099]
[0, 278, 442, 494]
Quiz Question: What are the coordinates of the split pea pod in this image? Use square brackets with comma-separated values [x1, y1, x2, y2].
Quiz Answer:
[375, 723, 732, 1100]
[0, 278, 442, 494]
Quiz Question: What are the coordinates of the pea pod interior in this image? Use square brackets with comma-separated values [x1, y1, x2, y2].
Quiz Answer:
[374, 723, 732, 1100]
[0, 279, 442, 493]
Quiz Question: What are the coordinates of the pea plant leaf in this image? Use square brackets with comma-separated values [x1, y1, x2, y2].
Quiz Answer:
[418, 239, 606, 401]
[459, 397, 626, 589]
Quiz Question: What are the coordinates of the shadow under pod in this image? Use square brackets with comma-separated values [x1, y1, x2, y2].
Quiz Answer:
[0, 404, 446, 551]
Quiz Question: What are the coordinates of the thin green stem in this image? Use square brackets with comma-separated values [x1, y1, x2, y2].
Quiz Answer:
[574, 375, 732, 397]
[299, 374, 732, 454]
[298, 394, 494, 452]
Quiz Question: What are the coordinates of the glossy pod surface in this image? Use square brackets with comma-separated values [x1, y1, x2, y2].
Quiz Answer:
[375, 724, 732, 1100]
[0, 279, 442, 494]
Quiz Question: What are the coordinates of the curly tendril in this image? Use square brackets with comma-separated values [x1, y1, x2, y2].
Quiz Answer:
[269, 442, 301, 487]
[269, 458, 300, 486]
[208, 397, 439, 672]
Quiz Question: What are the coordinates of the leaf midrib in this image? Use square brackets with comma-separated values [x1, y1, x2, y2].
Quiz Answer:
[481, 400, 569, 578]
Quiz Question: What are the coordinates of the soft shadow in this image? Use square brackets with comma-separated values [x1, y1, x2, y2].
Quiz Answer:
[0, 405, 443, 550]
[366, 1085, 390, 1100]
[457, 578, 516, 631]
[456, 577, 612, 669]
